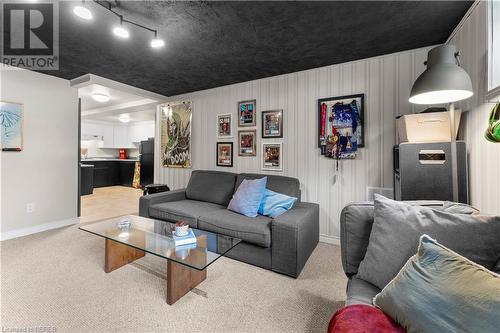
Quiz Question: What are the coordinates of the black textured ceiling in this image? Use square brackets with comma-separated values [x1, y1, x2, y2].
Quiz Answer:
[45, 1, 473, 96]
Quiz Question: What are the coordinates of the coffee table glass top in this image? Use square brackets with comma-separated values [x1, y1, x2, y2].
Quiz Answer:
[79, 215, 241, 271]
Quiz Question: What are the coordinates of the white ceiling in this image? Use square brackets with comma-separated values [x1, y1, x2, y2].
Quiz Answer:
[78, 83, 159, 124]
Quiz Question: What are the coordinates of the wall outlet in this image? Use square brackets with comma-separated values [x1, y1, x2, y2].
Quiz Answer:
[26, 203, 36, 213]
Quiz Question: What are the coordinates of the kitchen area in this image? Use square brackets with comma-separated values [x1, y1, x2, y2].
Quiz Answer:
[73, 75, 166, 221]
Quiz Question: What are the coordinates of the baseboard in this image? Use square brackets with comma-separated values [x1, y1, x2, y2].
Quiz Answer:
[319, 234, 340, 246]
[0, 217, 79, 241]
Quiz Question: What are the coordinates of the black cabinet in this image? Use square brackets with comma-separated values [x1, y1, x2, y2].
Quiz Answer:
[119, 161, 136, 186]
[81, 160, 137, 188]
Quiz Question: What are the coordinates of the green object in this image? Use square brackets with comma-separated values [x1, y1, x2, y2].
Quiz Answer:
[485, 102, 500, 143]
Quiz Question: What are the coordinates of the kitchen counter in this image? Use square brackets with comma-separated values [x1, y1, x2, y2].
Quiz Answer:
[81, 158, 138, 162]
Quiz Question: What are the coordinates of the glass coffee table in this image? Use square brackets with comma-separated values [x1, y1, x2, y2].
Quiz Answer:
[79, 215, 241, 305]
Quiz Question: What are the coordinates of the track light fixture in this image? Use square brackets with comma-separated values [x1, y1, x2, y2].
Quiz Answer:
[73, 1, 93, 20]
[73, 0, 165, 48]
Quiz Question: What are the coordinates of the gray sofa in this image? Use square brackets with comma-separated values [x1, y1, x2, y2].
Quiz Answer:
[139, 170, 319, 277]
[339, 200, 480, 306]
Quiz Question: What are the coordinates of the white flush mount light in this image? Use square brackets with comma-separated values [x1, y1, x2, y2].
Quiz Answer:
[91, 93, 110, 103]
[119, 114, 131, 123]
[113, 26, 130, 39]
[73, 5, 93, 20]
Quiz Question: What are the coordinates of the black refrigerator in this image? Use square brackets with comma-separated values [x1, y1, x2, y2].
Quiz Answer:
[139, 138, 155, 186]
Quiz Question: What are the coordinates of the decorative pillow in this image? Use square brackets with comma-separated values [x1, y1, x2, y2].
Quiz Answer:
[227, 177, 267, 217]
[258, 189, 297, 218]
[374, 235, 500, 333]
[356, 194, 500, 289]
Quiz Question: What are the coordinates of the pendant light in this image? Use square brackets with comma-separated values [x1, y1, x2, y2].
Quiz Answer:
[150, 31, 165, 49]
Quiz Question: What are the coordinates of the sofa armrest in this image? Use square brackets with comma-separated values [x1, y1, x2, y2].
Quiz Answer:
[271, 202, 319, 278]
[139, 189, 186, 218]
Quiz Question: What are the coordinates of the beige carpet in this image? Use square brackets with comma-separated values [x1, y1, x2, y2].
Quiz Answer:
[1, 224, 347, 332]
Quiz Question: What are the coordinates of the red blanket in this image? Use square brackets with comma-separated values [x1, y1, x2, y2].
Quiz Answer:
[328, 304, 405, 333]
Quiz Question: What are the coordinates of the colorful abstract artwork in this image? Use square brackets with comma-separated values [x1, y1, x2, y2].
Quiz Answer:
[161, 101, 192, 168]
[1, 101, 23, 151]
[318, 94, 364, 159]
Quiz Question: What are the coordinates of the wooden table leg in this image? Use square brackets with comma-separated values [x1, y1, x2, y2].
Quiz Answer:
[166, 235, 207, 305]
[105, 239, 145, 273]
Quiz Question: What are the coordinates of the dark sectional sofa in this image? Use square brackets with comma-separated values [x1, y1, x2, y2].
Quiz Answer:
[139, 170, 319, 278]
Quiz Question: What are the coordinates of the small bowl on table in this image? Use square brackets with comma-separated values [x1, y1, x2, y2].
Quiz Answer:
[174, 221, 189, 236]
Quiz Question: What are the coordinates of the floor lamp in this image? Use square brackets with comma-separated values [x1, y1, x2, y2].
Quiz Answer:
[409, 45, 473, 203]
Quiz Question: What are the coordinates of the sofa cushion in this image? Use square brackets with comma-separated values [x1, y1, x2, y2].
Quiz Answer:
[236, 173, 301, 201]
[227, 177, 267, 217]
[149, 200, 225, 228]
[186, 170, 237, 206]
[198, 209, 272, 247]
[374, 235, 500, 333]
[346, 276, 381, 306]
[357, 195, 500, 289]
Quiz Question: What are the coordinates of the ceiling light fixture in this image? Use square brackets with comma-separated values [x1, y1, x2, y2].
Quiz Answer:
[119, 114, 131, 123]
[92, 0, 163, 48]
[150, 31, 165, 48]
[91, 93, 110, 103]
[73, 2, 93, 20]
[113, 17, 129, 39]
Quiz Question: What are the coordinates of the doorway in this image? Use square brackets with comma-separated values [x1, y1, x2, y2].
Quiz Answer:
[71, 75, 167, 222]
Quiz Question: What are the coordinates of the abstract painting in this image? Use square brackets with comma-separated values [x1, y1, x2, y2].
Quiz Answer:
[318, 94, 364, 159]
[161, 101, 192, 168]
[1, 101, 23, 151]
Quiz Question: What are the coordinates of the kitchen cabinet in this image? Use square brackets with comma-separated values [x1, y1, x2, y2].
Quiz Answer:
[113, 126, 128, 148]
[81, 160, 136, 188]
[81, 120, 155, 149]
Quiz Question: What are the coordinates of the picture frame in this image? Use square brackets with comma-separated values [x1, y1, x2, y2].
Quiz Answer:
[217, 113, 233, 139]
[262, 142, 283, 171]
[161, 101, 192, 168]
[1, 101, 24, 151]
[216, 142, 233, 167]
[238, 99, 256, 127]
[238, 130, 257, 156]
[317, 94, 365, 159]
[261, 109, 283, 138]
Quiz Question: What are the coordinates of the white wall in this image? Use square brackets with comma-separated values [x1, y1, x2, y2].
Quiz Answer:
[1, 67, 79, 238]
[449, 0, 500, 215]
[155, 46, 432, 243]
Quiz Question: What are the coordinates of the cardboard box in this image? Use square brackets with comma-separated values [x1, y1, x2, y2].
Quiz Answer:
[397, 111, 461, 143]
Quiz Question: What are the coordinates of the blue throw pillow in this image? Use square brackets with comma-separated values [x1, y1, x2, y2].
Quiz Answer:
[258, 189, 297, 218]
[227, 177, 267, 217]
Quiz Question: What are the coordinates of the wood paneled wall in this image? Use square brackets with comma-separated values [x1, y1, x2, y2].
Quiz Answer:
[154, 46, 432, 243]
[449, 1, 500, 215]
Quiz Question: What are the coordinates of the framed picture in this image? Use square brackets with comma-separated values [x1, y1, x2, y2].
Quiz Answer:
[217, 113, 232, 139]
[216, 142, 233, 167]
[238, 130, 256, 156]
[262, 143, 283, 171]
[261, 109, 283, 138]
[238, 99, 256, 127]
[161, 101, 192, 168]
[1, 101, 23, 151]
[318, 94, 365, 159]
